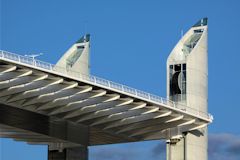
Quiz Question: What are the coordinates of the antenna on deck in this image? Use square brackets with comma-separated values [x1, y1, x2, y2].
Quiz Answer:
[24, 53, 43, 60]
[24, 53, 44, 65]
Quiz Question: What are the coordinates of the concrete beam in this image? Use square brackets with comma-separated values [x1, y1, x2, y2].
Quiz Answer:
[0, 104, 89, 146]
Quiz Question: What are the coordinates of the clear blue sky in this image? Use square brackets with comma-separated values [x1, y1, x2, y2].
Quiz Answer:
[0, 0, 240, 160]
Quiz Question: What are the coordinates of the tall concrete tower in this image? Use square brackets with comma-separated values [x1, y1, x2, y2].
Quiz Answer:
[166, 18, 208, 160]
[56, 34, 90, 75]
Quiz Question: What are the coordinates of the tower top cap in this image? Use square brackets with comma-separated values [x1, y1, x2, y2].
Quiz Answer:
[192, 18, 208, 27]
[76, 34, 90, 43]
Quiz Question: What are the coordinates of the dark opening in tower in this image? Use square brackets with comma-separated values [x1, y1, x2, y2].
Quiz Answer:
[169, 63, 186, 102]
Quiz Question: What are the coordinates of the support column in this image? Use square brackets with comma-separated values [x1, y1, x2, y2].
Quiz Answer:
[166, 137, 183, 160]
[166, 130, 207, 160]
[48, 146, 88, 160]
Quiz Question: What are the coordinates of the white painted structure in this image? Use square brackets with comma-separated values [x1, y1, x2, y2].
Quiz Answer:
[0, 19, 212, 159]
[56, 34, 90, 75]
[167, 18, 208, 160]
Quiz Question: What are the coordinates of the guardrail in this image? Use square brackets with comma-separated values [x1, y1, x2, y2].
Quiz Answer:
[0, 50, 213, 121]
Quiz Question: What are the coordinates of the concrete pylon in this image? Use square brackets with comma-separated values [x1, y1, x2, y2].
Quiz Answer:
[166, 18, 208, 160]
[49, 34, 91, 160]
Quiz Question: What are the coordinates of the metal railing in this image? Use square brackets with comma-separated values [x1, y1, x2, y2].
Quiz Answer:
[0, 50, 213, 121]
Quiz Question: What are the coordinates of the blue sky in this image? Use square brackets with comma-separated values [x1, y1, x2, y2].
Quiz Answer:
[0, 0, 240, 159]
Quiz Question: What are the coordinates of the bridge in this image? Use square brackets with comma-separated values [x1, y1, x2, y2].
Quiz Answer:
[0, 50, 211, 142]
[0, 18, 212, 160]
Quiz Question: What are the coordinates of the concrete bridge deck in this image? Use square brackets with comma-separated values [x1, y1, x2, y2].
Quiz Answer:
[0, 50, 212, 147]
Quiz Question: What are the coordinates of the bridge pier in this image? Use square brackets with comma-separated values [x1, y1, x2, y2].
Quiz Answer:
[48, 146, 88, 160]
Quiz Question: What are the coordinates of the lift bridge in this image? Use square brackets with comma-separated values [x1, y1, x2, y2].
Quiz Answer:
[0, 19, 212, 160]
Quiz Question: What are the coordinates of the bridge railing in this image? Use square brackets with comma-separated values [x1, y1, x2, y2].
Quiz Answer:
[0, 50, 212, 121]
